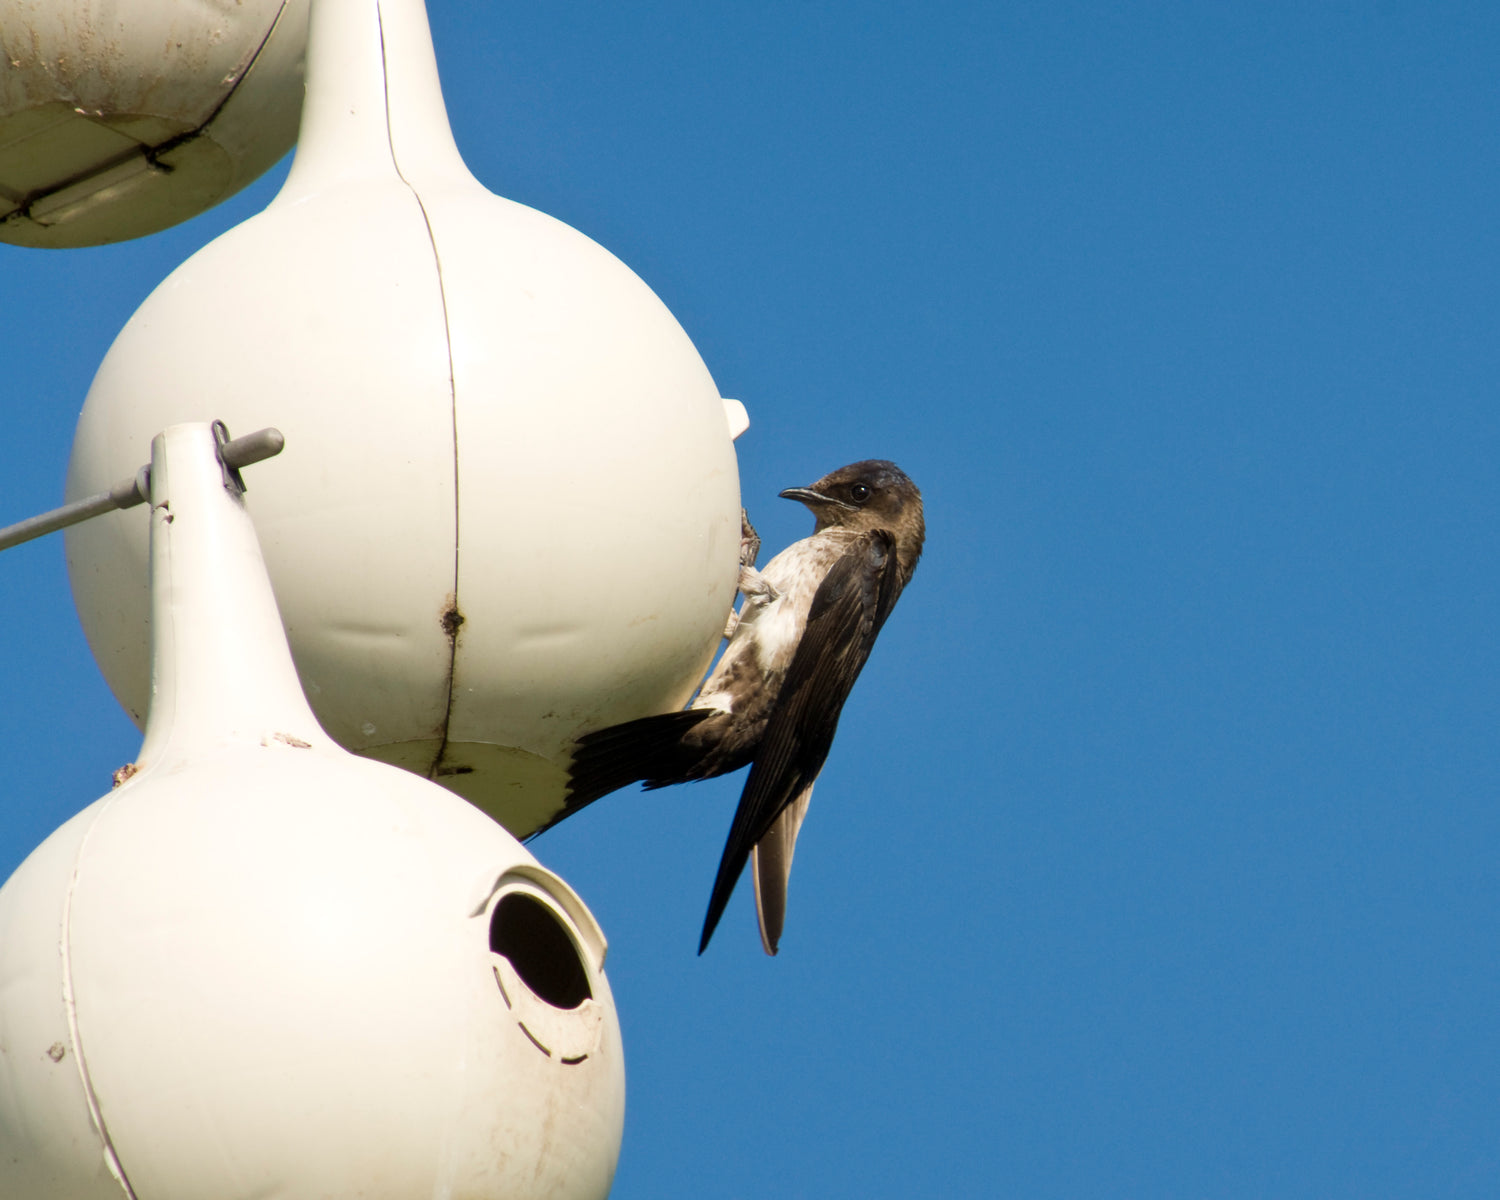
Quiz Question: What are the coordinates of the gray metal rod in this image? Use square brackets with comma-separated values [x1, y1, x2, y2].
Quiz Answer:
[0, 472, 146, 553]
[0, 425, 284, 554]
[221, 427, 285, 470]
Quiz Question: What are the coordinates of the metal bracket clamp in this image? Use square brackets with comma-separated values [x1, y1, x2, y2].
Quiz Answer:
[0, 424, 285, 553]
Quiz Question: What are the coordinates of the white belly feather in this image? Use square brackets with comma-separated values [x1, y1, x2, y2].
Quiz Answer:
[692, 530, 854, 714]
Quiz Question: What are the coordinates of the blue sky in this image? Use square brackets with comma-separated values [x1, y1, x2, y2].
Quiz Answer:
[4, 3, 1499, 1196]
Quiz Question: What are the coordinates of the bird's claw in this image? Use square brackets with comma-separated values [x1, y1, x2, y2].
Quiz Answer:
[739, 507, 761, 571]
[738, 564, 780, 604]
[723, 508, 772, 638]
[724, 564, 779, 639]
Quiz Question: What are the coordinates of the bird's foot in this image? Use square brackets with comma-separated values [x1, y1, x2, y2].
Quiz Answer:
[738, 564, 779, 605]
[739, 507, 761, 571]
[723, 565, 779, 639]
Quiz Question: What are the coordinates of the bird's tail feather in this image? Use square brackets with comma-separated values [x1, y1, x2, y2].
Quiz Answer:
[539, 710, 716, 836]
[751, 784, 815, 955]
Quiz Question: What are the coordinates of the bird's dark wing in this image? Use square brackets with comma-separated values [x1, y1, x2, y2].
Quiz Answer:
[698, 529, 905, 952]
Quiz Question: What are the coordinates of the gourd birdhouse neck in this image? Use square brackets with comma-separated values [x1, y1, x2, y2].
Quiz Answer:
[136, 424, 325, 773]
[278, 0, 469, 205]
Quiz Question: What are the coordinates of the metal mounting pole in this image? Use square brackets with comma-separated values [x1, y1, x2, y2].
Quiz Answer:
[0, 425, 284, 553]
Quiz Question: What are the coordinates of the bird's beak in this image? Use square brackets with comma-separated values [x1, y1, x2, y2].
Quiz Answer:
[778, 486, 849, 510]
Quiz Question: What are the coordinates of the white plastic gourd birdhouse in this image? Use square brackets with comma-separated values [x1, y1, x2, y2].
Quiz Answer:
[0, 424, 625, 1199]
[63, 0, 747, 835]
[0, 0, 308, 246]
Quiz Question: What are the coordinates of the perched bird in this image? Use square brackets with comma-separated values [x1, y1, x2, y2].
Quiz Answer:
[541, 459, 925, 954]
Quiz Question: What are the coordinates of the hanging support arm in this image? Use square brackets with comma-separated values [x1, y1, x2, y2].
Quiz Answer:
[0, 425, 284, 553]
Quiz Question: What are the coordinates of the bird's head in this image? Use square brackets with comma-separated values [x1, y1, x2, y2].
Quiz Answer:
[780, 459, 925, 579]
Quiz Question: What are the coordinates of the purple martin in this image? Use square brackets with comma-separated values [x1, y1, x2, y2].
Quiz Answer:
[543, 459, 925, 955]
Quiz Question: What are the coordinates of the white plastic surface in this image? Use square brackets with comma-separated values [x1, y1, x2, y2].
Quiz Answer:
[0, 425, 625, 1199]
[65, 0, 745, 835]
[0, 0, 308, 247]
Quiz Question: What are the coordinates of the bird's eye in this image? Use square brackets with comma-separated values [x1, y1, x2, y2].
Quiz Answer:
[849, 483, 872, 503]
